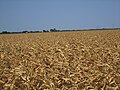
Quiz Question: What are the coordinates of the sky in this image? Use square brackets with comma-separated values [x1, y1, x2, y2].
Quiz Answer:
[0, 0, 120, 32]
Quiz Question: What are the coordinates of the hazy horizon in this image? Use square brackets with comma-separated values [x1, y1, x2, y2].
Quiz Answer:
[0, 0, 120, 32]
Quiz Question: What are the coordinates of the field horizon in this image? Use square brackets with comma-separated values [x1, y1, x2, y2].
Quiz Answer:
[0, 28, 120, 34]
[0, 29, 120, 90]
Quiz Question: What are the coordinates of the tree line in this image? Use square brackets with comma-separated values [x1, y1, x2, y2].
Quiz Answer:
[1, 28, 119, 34]
[0, 28, 60, 34]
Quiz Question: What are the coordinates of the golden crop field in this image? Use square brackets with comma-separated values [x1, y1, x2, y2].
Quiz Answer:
[0, 30, 120, 90]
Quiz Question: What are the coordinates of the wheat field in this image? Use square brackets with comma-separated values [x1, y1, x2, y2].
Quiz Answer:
[0, 30, 120, 90]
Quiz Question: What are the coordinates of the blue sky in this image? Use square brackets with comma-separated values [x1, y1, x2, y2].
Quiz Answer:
[0, 0, 120, 32]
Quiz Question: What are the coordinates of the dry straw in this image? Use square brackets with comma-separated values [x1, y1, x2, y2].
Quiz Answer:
[0, 30, 120, 90]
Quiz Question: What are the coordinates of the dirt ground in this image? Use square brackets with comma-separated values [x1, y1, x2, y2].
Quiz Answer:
[0, 30, 120, 90]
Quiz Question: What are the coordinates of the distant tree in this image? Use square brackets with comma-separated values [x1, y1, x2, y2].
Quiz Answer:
[22, 31, 28, 33]
[53, 28, 56, 31]
[43, 30, 49, 32]
[50, 29, 53, 32]
[1, 31, 10, 34]
[43, 30, 46, 32]
[50, 28, 58, 32]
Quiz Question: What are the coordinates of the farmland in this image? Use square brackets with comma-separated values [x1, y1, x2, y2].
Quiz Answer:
[0, 30, 120, 90]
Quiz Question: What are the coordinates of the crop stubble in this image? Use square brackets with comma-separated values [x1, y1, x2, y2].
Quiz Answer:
[0, 30, 120, 90]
